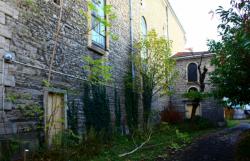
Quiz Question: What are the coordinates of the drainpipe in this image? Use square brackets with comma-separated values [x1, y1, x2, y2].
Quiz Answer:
[1, 58, 4, 114]
[129, 0, 135, 79]
[1, 52, 14, 114]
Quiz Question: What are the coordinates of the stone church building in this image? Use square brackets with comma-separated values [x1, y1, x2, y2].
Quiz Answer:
[0, 0, 187, 143]
[171, 51, 224, 123]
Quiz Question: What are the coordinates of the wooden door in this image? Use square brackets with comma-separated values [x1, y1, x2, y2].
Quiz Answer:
[185, 104, 201, 119]
[46, 93, 65, 146]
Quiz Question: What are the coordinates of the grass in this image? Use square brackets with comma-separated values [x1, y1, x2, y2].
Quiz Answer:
[91, 122, 216, 161]
[226, 119, 240, 128]
[24, 122, 217, 161]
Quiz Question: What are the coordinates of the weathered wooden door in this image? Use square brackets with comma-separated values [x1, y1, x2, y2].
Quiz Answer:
[185, 104, 201, 119]
[46, 93, 65, 145]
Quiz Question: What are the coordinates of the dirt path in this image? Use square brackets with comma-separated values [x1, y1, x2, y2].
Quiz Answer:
[163, 122, 250, 161]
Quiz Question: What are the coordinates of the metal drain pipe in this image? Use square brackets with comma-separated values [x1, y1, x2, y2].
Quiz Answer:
[129, 0, 135, 79]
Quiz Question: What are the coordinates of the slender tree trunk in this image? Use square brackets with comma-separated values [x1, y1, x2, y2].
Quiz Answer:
[191, 101, 199, 121]
[48, 0, 63, 83]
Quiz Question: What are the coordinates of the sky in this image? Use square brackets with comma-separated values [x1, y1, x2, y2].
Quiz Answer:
[168, 0, 231, 51]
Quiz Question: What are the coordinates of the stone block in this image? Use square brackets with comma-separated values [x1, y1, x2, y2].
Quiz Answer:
[0, 123, 13, 135]
[0, 24, 11, 39]
[3, 101, 13, 111]
[0, 1, 18, 19]
[0, 12, 5, 24]
[0, 36, 10, 50]
[0, 74, 15, 87]
[7, 64, 16, 75]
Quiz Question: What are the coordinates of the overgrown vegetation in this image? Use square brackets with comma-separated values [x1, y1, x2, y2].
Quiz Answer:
[235, 130, 250, 161]
[68, 100, 79, 134]
[82, 56, 112, 136]
[22, 122, 213, 161]
[134, 30, 176, 125]
[208, 0, 250, 105]
[226, 119, 240, 128]
[114, 88, 122, 133]
[124, 65, 139, 132]
[182, 91, 211, 121]
[83, 83, 111, 135]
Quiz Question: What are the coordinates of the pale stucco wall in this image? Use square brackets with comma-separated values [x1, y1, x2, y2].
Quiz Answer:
[141, 0, 186, 54]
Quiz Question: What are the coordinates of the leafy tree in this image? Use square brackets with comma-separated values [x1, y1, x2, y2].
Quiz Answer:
[134, 30, 177, 125]
[183, 91, 211, 121]
[182, 55, 209, 121]
[208, 0, 250, 105]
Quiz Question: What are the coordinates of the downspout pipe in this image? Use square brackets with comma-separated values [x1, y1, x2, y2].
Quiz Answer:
[129, 0, 135, 79]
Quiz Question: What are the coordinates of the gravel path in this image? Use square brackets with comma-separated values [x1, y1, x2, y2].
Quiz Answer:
[162, 122, 250, 161]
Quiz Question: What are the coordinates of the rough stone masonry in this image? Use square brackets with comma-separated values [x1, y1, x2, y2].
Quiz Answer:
[0, 0, 142, 138]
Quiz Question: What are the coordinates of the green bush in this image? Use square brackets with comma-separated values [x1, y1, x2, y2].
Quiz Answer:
[0, 139, 21, 161]
[235, 130, 250, 161]
[185, 116, 215, 130]
[29, 129, 104, 161]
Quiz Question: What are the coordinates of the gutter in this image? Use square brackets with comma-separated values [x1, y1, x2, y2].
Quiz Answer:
[174, 53, 215, 60]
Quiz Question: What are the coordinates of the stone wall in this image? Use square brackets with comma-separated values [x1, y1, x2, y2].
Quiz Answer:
[0, 0, 143, 136]
[171, 54, 224, 123]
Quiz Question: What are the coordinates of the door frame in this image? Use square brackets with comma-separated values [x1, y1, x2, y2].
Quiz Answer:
[43, 88, 68, 133]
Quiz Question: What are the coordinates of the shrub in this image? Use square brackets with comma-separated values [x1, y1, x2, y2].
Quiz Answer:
[0, 139, 21, 161]
[28, 129, 104, 161]
[187, 116, 215, 130]
[235, 130, 250, 161]
[160, 108, 183, 124]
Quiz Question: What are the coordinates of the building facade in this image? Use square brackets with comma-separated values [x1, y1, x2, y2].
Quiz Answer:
[0, 0, 186, 140]
[171, 52, 224, 123]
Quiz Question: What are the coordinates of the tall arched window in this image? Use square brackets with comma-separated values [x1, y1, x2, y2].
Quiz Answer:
[187, 63, 198, 82]
[141, 17, 147, 58]
[141, 16, 147, 39]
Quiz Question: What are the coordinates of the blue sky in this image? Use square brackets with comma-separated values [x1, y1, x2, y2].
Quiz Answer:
[169, 0, 231, 51]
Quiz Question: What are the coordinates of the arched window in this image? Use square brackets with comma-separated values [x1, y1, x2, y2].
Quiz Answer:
[141, 17, 147, 58]
[187, 63, 198, 82]
[141, 16, 147, 39]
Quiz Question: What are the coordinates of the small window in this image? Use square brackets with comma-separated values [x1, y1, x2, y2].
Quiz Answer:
[187, 63, 198, 82]
[53, 0, 60, 5]
[91, 0, 106, 49]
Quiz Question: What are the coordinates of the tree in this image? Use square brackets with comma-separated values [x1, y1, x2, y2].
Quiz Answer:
[208, 0, 250, 105]
[134, 30, 177, 125]
[183, 54, 209, 121]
